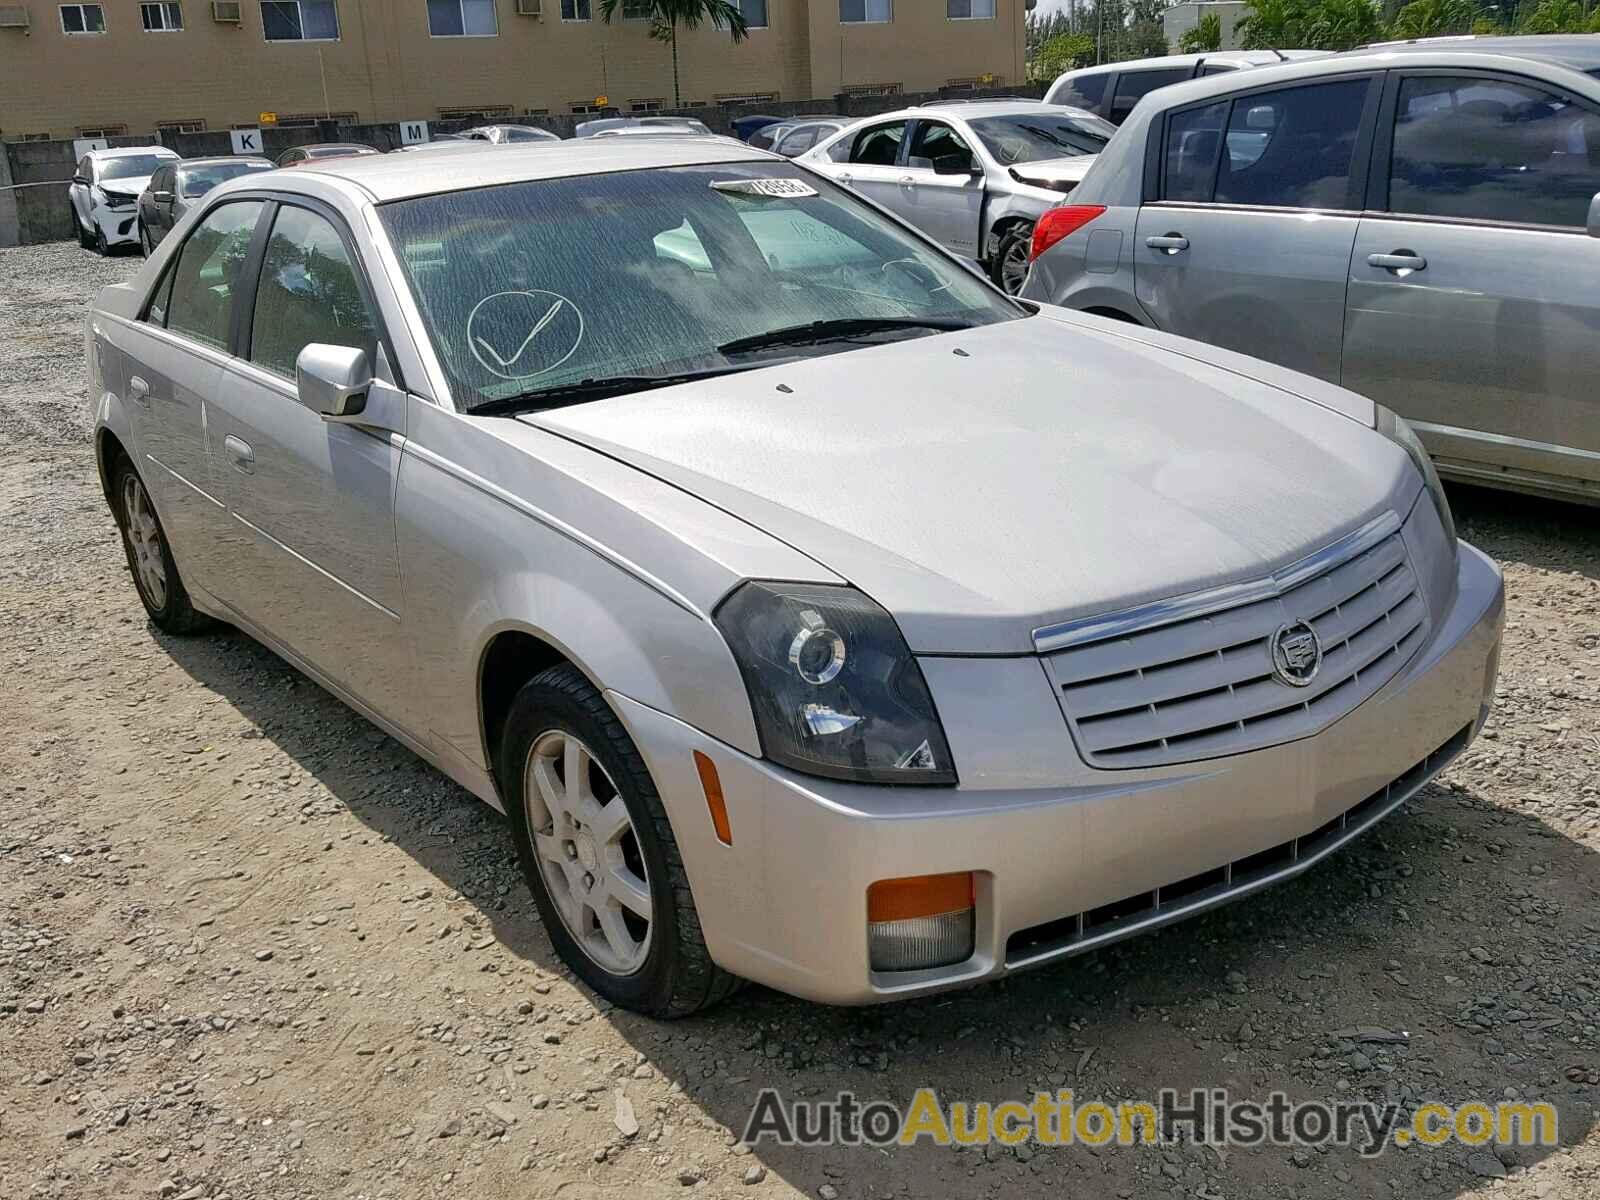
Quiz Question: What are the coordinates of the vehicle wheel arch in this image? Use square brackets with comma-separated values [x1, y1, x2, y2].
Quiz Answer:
[96, 427, 132, 517]
[477, 623, 610, 802]
[1082, 305, 1146, 325]
[985, 212, 1035, 262]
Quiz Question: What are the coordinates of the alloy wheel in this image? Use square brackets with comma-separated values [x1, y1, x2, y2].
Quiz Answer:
[121, 474, 168, 611]
[523, 730, 652, 975]
[1000, 236, 1031, 295]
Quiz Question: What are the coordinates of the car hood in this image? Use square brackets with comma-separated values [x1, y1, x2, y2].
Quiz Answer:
[525, 311, 1417, 654]
[101, 176, 153, 199]
[1006, 155, 1096, 186]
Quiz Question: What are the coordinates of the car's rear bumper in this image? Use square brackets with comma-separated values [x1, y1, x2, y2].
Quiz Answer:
[614, 542, 1503, 1005]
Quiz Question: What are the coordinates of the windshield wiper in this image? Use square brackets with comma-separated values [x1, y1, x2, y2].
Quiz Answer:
[471, 365, 760, 417]
[717, 316, 973, 357]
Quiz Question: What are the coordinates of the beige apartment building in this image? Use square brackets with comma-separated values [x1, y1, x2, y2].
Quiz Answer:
[0, 0, 1028, 140]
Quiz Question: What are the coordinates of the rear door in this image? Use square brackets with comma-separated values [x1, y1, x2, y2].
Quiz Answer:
[1344, 69, 1600, 494]
[898, 119, 985, 258]
[836, 120, 911, 213]
[204, 197, 409, 713]
[1133, 74, 1380, 382]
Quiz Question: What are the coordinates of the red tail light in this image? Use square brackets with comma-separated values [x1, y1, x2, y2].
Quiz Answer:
[1030, 205, 1107, 262]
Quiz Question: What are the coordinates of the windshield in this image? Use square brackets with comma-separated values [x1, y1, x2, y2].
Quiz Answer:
[181, 161, 272, 197]
[969, 114, 1116, 165]
[101, 155, 171, 182]
[379, 162, 1020, 411]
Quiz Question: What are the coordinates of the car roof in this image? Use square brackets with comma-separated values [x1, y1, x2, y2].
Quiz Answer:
[1130, 37, 1600, 114]
[1343, 33, 1600, 72]
[291, 137, 780, 202]
[849, 101, 1100, 124]
[177, 156, 273, 169]
[1062, 50, 1330, 77]
[88, 145, 177, 159]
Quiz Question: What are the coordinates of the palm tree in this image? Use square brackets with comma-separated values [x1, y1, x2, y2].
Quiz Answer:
[1387, 0, 1480, 37]
[600, 0, 750, 110]
[1178, 11, 1224, 50]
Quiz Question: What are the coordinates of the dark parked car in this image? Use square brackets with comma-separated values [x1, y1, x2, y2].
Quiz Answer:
[276, 143, 380, 167]
[137, 157, 273, 254]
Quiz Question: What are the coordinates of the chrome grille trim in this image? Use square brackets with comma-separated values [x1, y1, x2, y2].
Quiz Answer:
[1040, 512, 1428, 769]
[1033, 511, 1402, 654]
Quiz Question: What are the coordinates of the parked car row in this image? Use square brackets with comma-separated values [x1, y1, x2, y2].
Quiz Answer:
[89, 126, 1505, 1017]
[1023, 34, 1600, 507]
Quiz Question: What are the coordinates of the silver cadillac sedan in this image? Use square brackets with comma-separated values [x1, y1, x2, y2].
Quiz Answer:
[86, 139, 1504, 1016]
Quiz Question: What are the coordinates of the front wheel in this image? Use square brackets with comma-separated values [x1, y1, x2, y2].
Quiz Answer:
[990, 223, 1035, 296]
[138, 220, 154, 258]
[498, 663, 738, 1017]
[73, 203, 95, 250]
[94, 225, 111, 257]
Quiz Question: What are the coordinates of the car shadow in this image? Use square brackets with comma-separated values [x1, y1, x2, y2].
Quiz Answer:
[154, 528, 1600, 1199]
[1450, 482, 1600, 584]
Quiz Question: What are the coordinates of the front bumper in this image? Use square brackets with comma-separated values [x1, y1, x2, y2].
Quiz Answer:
[92, 204, 139, 245]
[614, 542, 1503, 1005]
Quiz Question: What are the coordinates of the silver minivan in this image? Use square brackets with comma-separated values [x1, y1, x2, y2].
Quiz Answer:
[1024, 36, 1600, 506]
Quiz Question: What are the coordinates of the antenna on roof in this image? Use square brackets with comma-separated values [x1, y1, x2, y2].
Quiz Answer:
[1268, 48, 1288, 61]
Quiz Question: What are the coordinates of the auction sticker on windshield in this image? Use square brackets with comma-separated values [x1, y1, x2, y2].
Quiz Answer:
[711, 178, 820, 199]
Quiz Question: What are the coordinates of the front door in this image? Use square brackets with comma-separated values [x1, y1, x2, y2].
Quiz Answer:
[203, 199, 410, 714]
[899, 120, 985, 259]
[1343, 71, 1600, 495]
[1134, 75, 1378, 383]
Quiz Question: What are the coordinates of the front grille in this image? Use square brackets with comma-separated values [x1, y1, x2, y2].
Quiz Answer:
[1039, 514, 1427, 769]
[1004, 722, 1472, 968]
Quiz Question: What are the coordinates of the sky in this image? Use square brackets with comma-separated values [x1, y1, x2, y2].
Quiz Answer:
[1033, 0, 1076, 13]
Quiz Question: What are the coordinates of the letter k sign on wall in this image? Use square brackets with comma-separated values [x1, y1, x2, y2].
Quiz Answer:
[231, 127, 263, 155]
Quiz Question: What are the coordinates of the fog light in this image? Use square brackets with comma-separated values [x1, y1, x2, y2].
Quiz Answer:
[867, 872, 975, 972]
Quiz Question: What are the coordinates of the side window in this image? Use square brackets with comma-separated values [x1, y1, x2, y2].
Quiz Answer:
[850, 121, 907, 166]
[1111, 67, 1192, 124]
[777, 126, 817, 155]
[1214, 78, 1371, 210]
[1200, 63, 1234, 77]
[1055, 71, 1109, 111]
[907, 121, 975, 172]
[164, 201, 266, 351]
[249, 205, 380, 379]
[1162, 101, 1228, 203]
[1388, 75, 1600, 229]
[146, 265, 178, 327]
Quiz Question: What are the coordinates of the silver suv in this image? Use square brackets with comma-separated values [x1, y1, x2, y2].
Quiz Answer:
[1023, 36, 1600, 506]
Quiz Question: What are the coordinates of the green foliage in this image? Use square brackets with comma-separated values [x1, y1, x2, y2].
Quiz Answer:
[1178, 11, 1224, 51]
[1518, 0, 1587, 31]
[1387, 0, 1481, 37]
[1237, 0, 1310, 48]
[1030, 32, 1097, 81]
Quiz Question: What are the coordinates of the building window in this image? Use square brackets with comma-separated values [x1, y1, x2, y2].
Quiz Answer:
[621, 0, 650, 17]
[523, 107, 550, 116]
[839, 0, 889, 22]
[273, 111, 357, 127]
[262, 0, 339, 40]
[15, 133, 53, 142]
[629, 99, 665, 112]
[77, 124, 127, 136]
[715, 91, 777, 105]
[428, 0, 497, 36]
[141, 2, 183, 30]
[156, 118, 207, 133]
[736, 0, 767, 26]
[841, 82, 900, 98]
[570, 101, 606, 114]
[60, 4, 107, 33]
[439, 104, 512, 119]
[560, 0, 590, 19]
[947, 0, 994, 17]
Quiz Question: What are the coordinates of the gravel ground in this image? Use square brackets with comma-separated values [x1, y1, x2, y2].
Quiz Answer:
[1, 240, 1598, 1200]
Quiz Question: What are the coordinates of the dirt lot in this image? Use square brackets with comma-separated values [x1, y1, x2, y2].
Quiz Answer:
[1, 240, 1598, 1200]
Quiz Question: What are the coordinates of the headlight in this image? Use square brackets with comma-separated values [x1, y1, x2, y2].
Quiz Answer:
[1376, 405, 1456, 549]
[715, 582, 956, 786]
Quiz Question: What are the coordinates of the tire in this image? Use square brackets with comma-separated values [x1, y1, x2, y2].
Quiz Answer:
[498, 663, 739, 1018]
[990, 223, 1035, 296]
[110, 457, 209, 635]
[95, 225, 111, 257]
[73, 203, 95, 250]
[138, 220, 154, 258]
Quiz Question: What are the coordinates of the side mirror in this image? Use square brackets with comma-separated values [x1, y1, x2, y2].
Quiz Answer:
[72, 174, 88, 186]
[934, 155, 981, 177]
[1589, 192, 1600, 238]
[153, 190, 174, 204]
[296, 343, 371, 419]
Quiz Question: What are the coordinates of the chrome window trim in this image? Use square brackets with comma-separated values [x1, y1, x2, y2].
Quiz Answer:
[1032, 510, 1402, 654]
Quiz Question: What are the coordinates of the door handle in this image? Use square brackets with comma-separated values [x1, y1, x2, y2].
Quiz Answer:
[1367, 250, 1427, 274]
[128, 376, 150, 404]
[1145, 234, 1189, 254]
[838, 172, 853, 184]
[899, 175, 917, 187]
[223, 434, 254, 475]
